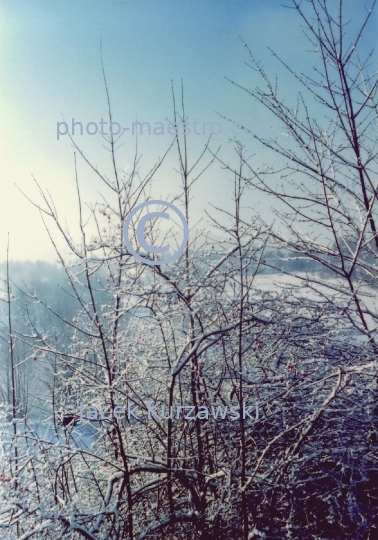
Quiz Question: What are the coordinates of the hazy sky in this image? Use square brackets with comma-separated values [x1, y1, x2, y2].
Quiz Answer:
[1, 0, 377, 262]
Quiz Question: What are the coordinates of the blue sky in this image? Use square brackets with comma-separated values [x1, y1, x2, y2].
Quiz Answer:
[1, 0, 377, 261]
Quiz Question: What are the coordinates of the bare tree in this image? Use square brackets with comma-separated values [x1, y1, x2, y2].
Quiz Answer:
[219, 0, 378, 536]
[1, 2, 378, 538]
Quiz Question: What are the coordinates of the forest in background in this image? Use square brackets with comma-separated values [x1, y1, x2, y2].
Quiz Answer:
[1, 1, 378, 538]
